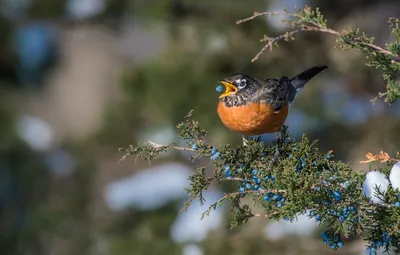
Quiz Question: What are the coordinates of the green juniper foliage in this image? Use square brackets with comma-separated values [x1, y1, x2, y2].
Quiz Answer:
[119, 6, 400, 255]
[237, 6, 400, 103]
[120, 111, 400, 253]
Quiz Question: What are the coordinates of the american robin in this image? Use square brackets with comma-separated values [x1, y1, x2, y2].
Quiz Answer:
[217, 66, 328, 138]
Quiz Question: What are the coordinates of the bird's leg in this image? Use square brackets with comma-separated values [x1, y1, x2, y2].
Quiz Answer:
[243, 135, 262, 146]
[269, 128, 284, 166]
[243, 136, 249, 146]
[276, 129, 283, 143]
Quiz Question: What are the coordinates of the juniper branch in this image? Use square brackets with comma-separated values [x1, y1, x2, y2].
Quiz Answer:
[120, 111, 400, 252]
[237, 6, 400, 103]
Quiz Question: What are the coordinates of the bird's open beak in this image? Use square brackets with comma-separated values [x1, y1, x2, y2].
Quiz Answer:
[219, 81, 238, 99]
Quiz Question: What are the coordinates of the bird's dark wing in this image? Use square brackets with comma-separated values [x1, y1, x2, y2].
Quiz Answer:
[258, 77, 293, 112]
[255, 66, 327, 111]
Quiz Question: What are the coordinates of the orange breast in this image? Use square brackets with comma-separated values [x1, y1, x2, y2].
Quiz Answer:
[217, 102, 289, 136]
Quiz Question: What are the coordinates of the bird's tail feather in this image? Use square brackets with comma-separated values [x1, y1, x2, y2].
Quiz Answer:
[290, 66, 328, 89]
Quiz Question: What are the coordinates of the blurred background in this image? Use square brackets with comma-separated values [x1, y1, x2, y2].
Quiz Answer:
[0, 0, 399, 255]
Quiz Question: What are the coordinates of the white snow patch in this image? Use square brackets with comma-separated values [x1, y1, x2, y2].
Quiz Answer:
[362, 171, 389, 204]
[389, 162, 400, 190]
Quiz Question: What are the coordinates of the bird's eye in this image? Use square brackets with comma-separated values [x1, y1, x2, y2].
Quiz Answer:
[238, 79, 247, 90]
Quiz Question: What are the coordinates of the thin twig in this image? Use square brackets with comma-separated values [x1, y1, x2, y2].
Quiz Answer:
[221, 177, 249, 181]
[207, 177, 251, 183]
[233, 188, 287, 196]
[236, 11, 286, 25]
[147, 140, 196, 152]
[252, 211, 280, 218]
[251, 30, 299, 62]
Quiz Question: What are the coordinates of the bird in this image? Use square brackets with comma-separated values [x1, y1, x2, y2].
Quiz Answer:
[217, 66, 328, 142]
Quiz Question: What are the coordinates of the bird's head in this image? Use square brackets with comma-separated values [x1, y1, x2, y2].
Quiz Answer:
[218, 74, 258, 99]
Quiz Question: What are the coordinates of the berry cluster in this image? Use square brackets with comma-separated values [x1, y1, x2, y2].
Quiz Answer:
[224, 165, 232, 178]
[236, 168, 266, 193]
[321, 201, 359, 222]
[292, 150, 333, 174]
[366, 232, 392, 255]
[192, 144, 222, 161]
[322, 232, 344, 249]
[210, 147, 221, 160]
[338, 205, 358, 223]
[232, 167, 286, 209]
[331, 190, 342, 201]
[254, 169, 286, 208]
[309, 210, 322, 222]
[310, 204, 360, 250]
[296, 157, 306, 173]
[264, 191, 286, 208]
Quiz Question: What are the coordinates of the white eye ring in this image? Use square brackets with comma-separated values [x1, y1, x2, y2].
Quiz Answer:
[237, 79, 247, 89]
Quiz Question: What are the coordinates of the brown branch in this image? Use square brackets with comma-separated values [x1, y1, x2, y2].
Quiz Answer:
[301, 24, 339, 35]
[360, 42, 395, 56]
[342, 39, 398, 58]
